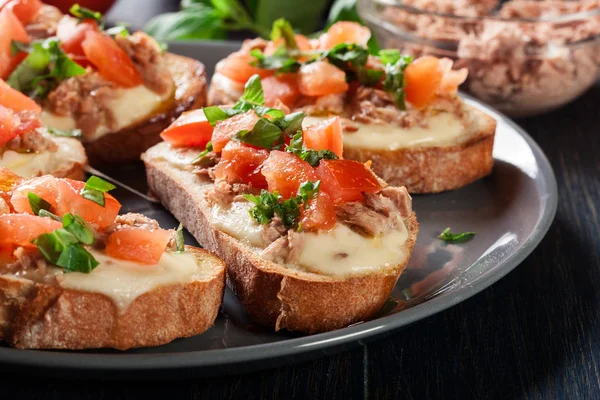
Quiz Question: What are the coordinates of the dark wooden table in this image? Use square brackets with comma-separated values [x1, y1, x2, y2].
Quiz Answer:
[3, 1, 600, 398]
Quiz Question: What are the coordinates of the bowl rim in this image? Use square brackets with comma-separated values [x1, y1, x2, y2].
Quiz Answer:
[368, 0, 600, 23]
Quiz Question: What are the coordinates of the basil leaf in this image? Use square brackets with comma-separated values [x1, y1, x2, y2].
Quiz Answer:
[383, 54, 412, 110]
[175, 223, 185, 253]
[10, 40, 29, 56]
[379, 49, 401, 65]
[270, 18, 297, 49]
[253, 106, 285, 119]
[438, 228, 476, 243]
[62, 213, 94, 245]
[144, 5, 227, 41]
[105, 25, 130, 37]
[81, 176, 116, 207]
[285, 131, 338, 167]
[39, 209, 61, 221]
[56, 244, 99, 273]
[250, 48, 301, 73]
[69, 4, 104, 27]
[240, 74, 264, 105]
[203, 106, 236, 126]
[233, 118, 283, 149]
[190, 141, 214, 165]
[275, 111, 305, 136]
[47, 127, 82, 138]
[27, 192, 52, 216]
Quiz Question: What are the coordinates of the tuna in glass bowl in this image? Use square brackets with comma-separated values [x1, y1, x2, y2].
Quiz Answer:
[357, 0, 600, 117]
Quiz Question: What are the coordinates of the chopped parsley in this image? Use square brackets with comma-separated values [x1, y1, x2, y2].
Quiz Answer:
[438, 228, 476, 243]
[81, 176, 116, 207]
[27, 192, 52, 216]
[244, 181, 321, 229]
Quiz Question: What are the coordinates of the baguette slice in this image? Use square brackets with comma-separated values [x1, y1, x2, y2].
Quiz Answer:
[143, 143, 419, 334]
[0, 246, 225, 350]
[83, 54, 207, 165]
[342, 105, 497, 193]
[208, 73, 496, 194]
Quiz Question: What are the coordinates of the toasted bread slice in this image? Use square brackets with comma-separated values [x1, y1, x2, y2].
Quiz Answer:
[342, 105, 496, 193]
[83, 54, 207, 165]
[142, 144, 418, 333]
[0, 246, 225, 350]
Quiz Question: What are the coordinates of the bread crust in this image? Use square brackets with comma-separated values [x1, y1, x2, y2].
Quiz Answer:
[0, 246, 225, 350]
[344, 107, 497, 193]
[84, 54, 208, 165]
[142, 145, 419, 333]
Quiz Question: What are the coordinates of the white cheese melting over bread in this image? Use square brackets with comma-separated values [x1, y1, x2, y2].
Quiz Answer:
[60, 250, 205, 312]
[303, 113, 466, 150]
[210, 201, 265, 248]
[0, 136, 86, 178]
[40, 85, 170, 141]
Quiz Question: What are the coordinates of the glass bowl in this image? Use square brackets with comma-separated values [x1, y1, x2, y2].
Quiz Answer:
[357, 0, 600, 117]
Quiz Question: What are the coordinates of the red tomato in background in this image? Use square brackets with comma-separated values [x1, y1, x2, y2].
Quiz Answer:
[57, 16, 99, 68]
[316, 159, 382, 203]
[42, 0, 116, 13]
[0, 8, 30, 79]
[0, 0, 42, 24]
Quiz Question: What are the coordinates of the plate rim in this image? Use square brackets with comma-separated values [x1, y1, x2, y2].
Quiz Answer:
[0, 44, 558, 373]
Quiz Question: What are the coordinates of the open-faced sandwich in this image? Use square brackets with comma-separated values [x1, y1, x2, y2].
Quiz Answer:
[0, 168, 225, 350]
[0, 1, 207, 164]
[143, 75, 418, 333]
[208, 20, 496, 194]
[0, 78, 87, 179]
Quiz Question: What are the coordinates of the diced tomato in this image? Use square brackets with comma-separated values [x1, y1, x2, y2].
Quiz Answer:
[0, 105, 19, 147]
[261, 151, 318, 199]
[302, 116, 343, 157]
[55, 179, 121, 230]
[160, 109, 213, 148]
[0, 166, 23, 194]
[211, 110, 260, 153]
[215, 51, 273, 83]
[0, 79, 41, 113]
[0, 8, 30, 79]
[300, 190, 336, 231]
[105, 226, 172, 265]
[264, 34, 312, 56]
[0, 0, 42, 24]
[0, 214, 62, 248]
[298, 61, 348, 97]
[10, 175, 59, 213]
[319, 21, 371, 50]
[11, 109, 40, 136]
[404, 56, 444, 109]
[316, 159, 382, 203]
[213, 140, 269, 189]
[82, 30, 142, 88]
[57, 16, 99, 68]
[262, 74, 301, 108]
[11, 176, 121, 229]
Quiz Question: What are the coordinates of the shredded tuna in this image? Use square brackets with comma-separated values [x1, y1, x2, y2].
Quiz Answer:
[24, 5, 63, 39]
[4, 128, 58, 153]
[260, 235, 289, 264]
[44, 72, 117, 139]
[1, 247, 62, 285]
[262, 216, 287, 244]
[114, 32, 174, 95]
[204, 180, 255, 206]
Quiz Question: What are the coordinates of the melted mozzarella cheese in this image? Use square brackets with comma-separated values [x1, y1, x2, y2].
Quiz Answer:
[60, 250, 205, 312]
[295, 223, 409, 277]
[210, 201, 409, 278]
[0, 136, 86, 178]
[40, 85, 170, 141]
[210, 201, 265, 248]
[303, 113, 466, 150]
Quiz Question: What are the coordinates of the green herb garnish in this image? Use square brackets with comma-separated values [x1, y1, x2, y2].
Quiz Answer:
[270, 18, 298, 49]
[232, 118, 283, 149]
[47, 127, 83, 138]
[244, 181, 321, 229]
[7, 38, 86, 100]
[69, 4, 104, 28]
[32, 214, 99, 273]
[27, 192, 52, 216]
[285, 131, 338, 167]
[81, 176, 116, 207]
[39, 209, 61, 221]
[174, 223, 185, 253]
[383, 53, 413, 110]
[191, 141, 214, 165]
[438, 228, 476, 243]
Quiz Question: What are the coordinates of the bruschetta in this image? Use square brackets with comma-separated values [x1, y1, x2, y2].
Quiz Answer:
[142, 75, 419, 333]
[0, 168, 225, 350]
[207, 20, 496, 194]
[1, 2, 207, 165]
[0, 78, 87, 179]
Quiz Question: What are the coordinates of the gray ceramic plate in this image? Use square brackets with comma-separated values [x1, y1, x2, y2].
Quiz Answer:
[0, 42, 558, 378]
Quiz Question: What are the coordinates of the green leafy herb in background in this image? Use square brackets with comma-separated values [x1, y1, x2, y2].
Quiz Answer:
[144, 0, 370, 45]
[438, 228, 476, 243]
